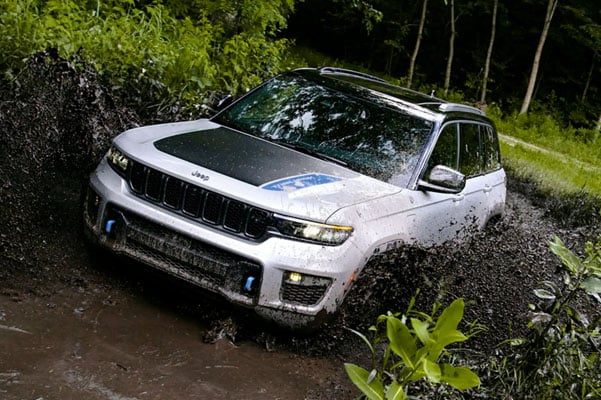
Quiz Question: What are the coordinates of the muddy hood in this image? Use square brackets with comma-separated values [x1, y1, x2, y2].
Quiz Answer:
[115, 121, 401, 221]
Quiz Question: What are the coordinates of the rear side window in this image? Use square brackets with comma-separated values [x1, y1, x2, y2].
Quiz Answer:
[481, 125, 501, 171]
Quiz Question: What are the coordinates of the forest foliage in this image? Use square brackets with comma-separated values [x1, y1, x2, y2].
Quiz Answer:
[3, 0, 601, 127]
[288, 0, 601, 129]
[0, 0, 294, 116]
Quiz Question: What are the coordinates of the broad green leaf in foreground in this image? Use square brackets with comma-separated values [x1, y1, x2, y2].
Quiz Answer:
[440, 364, 481, 390]
[344, 363, 385, 400]
[385, 381, 407, 400]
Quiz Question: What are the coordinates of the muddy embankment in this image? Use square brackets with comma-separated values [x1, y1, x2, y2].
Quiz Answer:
[1, 52, 600, 399]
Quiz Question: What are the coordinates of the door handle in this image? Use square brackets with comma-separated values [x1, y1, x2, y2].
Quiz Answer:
[453, 194, 465, 202]
[483, 185, 493, 193]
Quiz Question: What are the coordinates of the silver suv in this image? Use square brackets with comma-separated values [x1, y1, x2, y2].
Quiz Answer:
[84, 68, 506, 328]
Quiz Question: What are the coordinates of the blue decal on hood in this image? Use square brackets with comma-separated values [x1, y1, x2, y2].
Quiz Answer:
[261, 174, 342, 192]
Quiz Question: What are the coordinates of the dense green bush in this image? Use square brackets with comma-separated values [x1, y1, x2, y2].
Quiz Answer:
[0, 0, 293, 116]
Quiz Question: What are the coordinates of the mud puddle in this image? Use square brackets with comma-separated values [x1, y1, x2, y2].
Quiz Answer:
[0, 275, 351, 400]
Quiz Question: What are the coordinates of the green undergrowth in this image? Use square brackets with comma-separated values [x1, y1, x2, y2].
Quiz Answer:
[491, 109, 600, 166]
[0, 0, 293, 117]
[488, 107, 601, 199]
[500, 140, 601, 198]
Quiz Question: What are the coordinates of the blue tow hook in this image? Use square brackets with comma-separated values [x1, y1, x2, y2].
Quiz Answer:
[244, 276, 255, 292]
[105, 219, 116, 233]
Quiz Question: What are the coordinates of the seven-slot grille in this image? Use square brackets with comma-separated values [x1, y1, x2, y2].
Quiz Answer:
[127, 160, 271, 240]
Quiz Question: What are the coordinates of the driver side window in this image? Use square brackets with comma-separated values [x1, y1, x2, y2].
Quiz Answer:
[426, 123, 459, 178]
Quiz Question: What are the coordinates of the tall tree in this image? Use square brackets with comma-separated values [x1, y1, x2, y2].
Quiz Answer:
[407, 0, 429, 89]
[480, 0, 498, 106]
[520, 0, 559, 114]
[443, 0, 456, 96]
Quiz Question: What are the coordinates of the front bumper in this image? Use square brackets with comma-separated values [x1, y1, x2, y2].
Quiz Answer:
[83, 159, 364, 328]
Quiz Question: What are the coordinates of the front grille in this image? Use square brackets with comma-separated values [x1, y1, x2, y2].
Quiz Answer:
[281, 282, 329, 306]
[107, 206, 262, 299]
[127, 161, 270, 240]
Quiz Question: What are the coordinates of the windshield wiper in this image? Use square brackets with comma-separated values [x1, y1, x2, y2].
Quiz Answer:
[272, 140, 348, 167]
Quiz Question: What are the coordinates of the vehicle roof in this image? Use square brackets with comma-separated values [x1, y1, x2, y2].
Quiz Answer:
[291, 67, 491, 124]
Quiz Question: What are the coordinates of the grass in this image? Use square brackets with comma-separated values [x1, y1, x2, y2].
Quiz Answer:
[500, 138, 601, 198]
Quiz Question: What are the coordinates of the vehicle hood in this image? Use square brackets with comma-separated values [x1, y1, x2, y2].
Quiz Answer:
[114, 120, 402, 221]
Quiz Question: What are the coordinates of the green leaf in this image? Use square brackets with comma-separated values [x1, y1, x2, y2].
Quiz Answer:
[411, 318, 430, 345]
[422, 359, 442, 383]
[407, 347, 430, 381]
[434, 298, 464, 336]
[431, 329, 468, 356]
[387, 317, 417, 369]
[549, 236, 584, 275]
[440, 364, 481, 390]
[385, 381, 407, 400]
[533, 288, 557, 300]
[347, 327, 376, 355]
[582, 276, 601, 294]
[344, 364, 385, 400]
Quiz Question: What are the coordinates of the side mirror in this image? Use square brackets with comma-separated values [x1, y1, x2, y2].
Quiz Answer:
[418, 165, 466, 193]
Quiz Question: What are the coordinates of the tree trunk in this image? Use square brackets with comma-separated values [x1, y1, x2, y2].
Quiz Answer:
[520, 0, 559, 115]
[443, 0, 456, 96]
[480, 0, 498, 106]
[581, 53, 595, 102]
[407, 0, 428, 89]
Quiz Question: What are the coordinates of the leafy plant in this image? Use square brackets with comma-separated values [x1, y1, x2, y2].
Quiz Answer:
[344, 296, 481, 400]
[0, 0, 293, 119]
[489, 234, 601, 399]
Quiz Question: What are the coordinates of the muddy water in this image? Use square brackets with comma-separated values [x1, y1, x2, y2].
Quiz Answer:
[0, 281, 351, 399]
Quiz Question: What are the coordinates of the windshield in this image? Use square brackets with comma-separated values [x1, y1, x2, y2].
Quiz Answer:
[212, 72, 435, 187]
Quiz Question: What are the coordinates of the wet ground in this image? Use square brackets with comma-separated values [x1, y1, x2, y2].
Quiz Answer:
[0, 274, 348, 400]
[1, 180, 597, 400]
[1, 52, 600, 399]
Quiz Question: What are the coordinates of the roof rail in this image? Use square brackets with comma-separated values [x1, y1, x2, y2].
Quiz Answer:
[318, 67, 388, 83]
[438, 103, 486, 116]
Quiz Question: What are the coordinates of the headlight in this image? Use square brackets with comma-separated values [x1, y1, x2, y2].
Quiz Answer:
[274, 214, 353, 245]
[107, 146, 130, 176]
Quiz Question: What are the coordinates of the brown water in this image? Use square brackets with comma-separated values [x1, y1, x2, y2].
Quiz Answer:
[0, 283, 350, 399]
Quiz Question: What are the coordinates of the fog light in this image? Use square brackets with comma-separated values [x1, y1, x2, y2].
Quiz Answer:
[281, 272, 332, 306]
[244, 276, 256, 292]
[287, 272, 303, 284]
